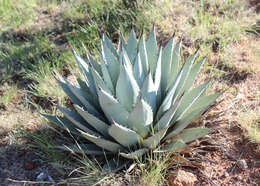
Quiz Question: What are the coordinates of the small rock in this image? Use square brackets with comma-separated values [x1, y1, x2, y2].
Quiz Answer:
[36, 172, 47, 181]
[224, 172, 229, 177]
[36, 172, 56, 185]
[237, 159, 248, 169]
[23, 160, 35, 170]
[168, 170, 197, 186]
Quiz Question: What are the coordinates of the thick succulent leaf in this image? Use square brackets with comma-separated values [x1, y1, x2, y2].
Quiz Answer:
[108, 121, 142, 147]
[102, 33, 118, 58]
[57, 106, 98, 135]
[102, 158, 130, 173]
[76, 77, 91, 94]
[79, 129, 124, 153]
[141, 72, 157, 112]
[165, 93, 221, 139]
[181, 57, 206, 93]
[133, 51, 145, 87]
[178, 92, 221, 121]
[86, 51, 102, 75]
[116, 62, 140, 112]
[98, 87, 129, 124]
[154, 47, 162, 88]
[173, 52, 197, 98]
[121, 47, 133, 74]
[168, 41, 181, 89]
[154, 95, 182, 131]
[154, 47, 162, 106]
[72, 50, 97, 98]
[172, 127, 210, 143]
[141, 127, 168, 149]
[90, 66, 113, 95]
[117, 33, 127, 57]
[56, 76, 84, 108]
[100, 57, 115, 95]
[126, 29, 138, 63]
[161, 35, 175, 96]
[117, 37, 122, 54]
[56, 144, 110, 155]
[138, 34, 149, 75]
[76, 78, 101, 109]
[154, 139, 187, 153]
[42, 114, 80, 135]
[172, 81, 210, 122]
[65, 78, 101, 117]
[74, 104, 109, 138]
[156, 52, 197, 119]
[100, 40, 119, 87]
[120, 33, 127, 50]
[127, 98, 152, 137]
[120, 148, 148, 159]
[146, 27, 158, 75]
[156, 64, 184, 119]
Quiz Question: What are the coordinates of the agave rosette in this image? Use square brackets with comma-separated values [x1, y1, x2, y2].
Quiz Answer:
[43, 28, 220, 171]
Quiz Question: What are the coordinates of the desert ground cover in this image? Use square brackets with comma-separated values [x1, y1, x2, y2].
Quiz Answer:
[0, 0, 260, 185]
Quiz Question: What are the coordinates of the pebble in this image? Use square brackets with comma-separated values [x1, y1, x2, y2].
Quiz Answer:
[36, 172, 47, 181]
[224, 172, 229, 177]
[36, 172, 57, 185]
[168, 170, 197, 186]
[237, 159, 248, 169]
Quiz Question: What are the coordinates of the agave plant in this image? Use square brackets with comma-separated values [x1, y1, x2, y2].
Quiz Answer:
[43, 28, 220, 171]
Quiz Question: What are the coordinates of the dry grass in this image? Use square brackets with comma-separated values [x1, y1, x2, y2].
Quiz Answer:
[238, 109, 260, 148]
[222, 37, 260, 73]
[0, 83, 18, 106]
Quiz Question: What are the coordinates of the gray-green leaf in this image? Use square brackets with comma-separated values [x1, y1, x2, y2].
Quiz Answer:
[146, 27, 158, 75]
[138, 34, 149, 75]
[141, 127, 168, 149]
[127, 98, 152, 137]
[161, 35, 175, 96]
[74, 104, 109, 138]
[172, 127, 210, 143]
[56, 144, 110, 155]
[57, 106, 98, 135]
[126, 29, 138, 63]
[120, 148, 148, 159]
[108, 121, 142, 147]
[79, 129, 124, 153]
[154, 139, 187, 153]
[166, 93, 221, 139]
[133, 51, 145, 87]
[116, 61, 140, 112]
[141, 71, 157, 112]
[98, 87, 129, 124]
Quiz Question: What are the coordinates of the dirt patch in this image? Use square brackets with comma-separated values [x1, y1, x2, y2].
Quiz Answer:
[196, 119, 260, 185]
[225, 38, 260, 73]
[249, 0, 260, 13]
[195, 71, 260, 185]
[164, 103, 260, 185]
[0, 145, 64, 186]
